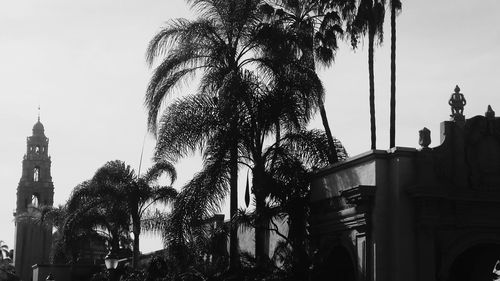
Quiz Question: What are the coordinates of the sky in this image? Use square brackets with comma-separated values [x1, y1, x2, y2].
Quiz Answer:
[0, 0, 499, 253]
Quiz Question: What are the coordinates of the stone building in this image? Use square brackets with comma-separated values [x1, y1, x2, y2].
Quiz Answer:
[309, 88, 500, 281]
[14, 117, 54, 281]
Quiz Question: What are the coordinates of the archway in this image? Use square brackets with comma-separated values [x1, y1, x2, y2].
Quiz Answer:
[315, 246, 356, 281]
[447, 243, 500, 281]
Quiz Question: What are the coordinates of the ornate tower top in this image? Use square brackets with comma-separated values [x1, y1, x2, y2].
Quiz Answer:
[18, 117, 53, 210]
[32, 120, 45, 137]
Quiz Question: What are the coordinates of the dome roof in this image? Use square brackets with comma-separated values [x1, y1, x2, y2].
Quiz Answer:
[32, 119, 45, 136]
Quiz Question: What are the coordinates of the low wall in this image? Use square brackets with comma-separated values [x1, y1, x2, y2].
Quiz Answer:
[32, 264, 101, 281]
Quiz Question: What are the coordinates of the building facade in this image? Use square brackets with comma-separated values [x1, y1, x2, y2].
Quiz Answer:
[310, 95, 500, 281]
[14, 118, 54, 281]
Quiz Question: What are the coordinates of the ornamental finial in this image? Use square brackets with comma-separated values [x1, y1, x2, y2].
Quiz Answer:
[486, 105, 495, 119]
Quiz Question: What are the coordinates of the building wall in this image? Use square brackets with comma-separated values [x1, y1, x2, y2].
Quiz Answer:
[310, 112, 500, 281]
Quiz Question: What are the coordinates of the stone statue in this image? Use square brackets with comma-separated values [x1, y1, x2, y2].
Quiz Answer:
[448, 85, 466, 119]
[419, 127, 431, 149]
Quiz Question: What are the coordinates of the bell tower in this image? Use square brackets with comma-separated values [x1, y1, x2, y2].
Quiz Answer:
[14, 116, 54, 281]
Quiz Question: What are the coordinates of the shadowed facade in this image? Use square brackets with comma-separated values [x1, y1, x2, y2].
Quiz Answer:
[310, 90, 500, 281]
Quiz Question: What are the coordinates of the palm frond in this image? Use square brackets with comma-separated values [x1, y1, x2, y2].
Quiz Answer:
[141, 209, 171, 236]
[155, 94, 221, 162]
[143, 159, 177, 185]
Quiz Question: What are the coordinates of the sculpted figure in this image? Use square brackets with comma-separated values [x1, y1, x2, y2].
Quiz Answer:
[449, 85, 466, 117]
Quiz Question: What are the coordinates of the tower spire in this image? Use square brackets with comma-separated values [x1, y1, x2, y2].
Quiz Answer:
[38, 105, 40, 122]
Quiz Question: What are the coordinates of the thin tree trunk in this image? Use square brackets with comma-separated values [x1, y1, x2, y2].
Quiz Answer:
[110, 228, 120, 255]
[303, 34, 338, 164]
[368, 26, 376, 150]
[289, 200, 309, 280]
[275, 120, 280, 146]
[229, 124, 239, 270]
[253, 161, 267, 265]
[132, 216, 141, 269]
[389, 1, 396, 148]
[270, 121, 281, 170]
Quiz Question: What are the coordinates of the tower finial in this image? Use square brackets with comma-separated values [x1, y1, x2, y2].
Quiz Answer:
[486, 105, 495, 119]
[38, 105, 40, 122]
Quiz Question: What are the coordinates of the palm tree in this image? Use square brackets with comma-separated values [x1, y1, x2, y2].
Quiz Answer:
[238, 70, 325, 264]
[389, 0, 401, 148]
[152, 61, 328, 268]
[145, 0, 269, 269]
[259, 0, 355, 163]
[0, 241, 10, 262]
[146, 0, 346, 268]
[16, 190, 132, 264]
[65, 182, 132, 262]
[90, 160, 177, 269]
[235, 129, 347, 280]
[0, 241, 18, 281]
[351, 0, 385, 150]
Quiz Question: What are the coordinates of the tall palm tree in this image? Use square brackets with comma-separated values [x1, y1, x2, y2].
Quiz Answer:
[152, 61, 327, 267]
[265, 130, 336, 280]
[389, 0, 401, 148]
[145, 0, 269, 269]
[90, 160, 177, 269]
[351, 0, 385, 150]
[259, 0, 355, 163]
[238, 70, 326, 263]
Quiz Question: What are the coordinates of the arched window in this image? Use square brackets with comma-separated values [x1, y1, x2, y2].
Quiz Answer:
[31, 194, 39, 207]
[33, 167, 40, 182]
[35, 146, 40, 154]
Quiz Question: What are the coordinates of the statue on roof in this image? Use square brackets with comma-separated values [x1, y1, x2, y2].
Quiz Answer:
[449, 85, 466, 120]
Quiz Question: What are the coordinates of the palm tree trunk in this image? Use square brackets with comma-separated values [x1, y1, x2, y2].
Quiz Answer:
[275, 120, 280, 145]
[229, 125, 239, 270]
[303, 37, 338, 164]
[253, 162, 268, 265]
[289, 201, 309, 280]
[319, 101, 338, 163]
[368, 26, 376, 150]
[389, 1, 396, 148]
[132, 215, 141, 269]
[110, 228, 120, 255]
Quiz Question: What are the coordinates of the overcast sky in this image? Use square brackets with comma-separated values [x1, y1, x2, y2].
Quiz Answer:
[0, 0, 499, 252]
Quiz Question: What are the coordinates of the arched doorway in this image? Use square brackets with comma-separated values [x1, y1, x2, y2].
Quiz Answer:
[315, 246, 356, 281]
[447, 243, 500, 281]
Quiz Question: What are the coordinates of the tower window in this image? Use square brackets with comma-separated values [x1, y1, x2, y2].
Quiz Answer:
[33, 167, 40, 182]
[35, 146, 40, 154]
[31, 194, 39, 207]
